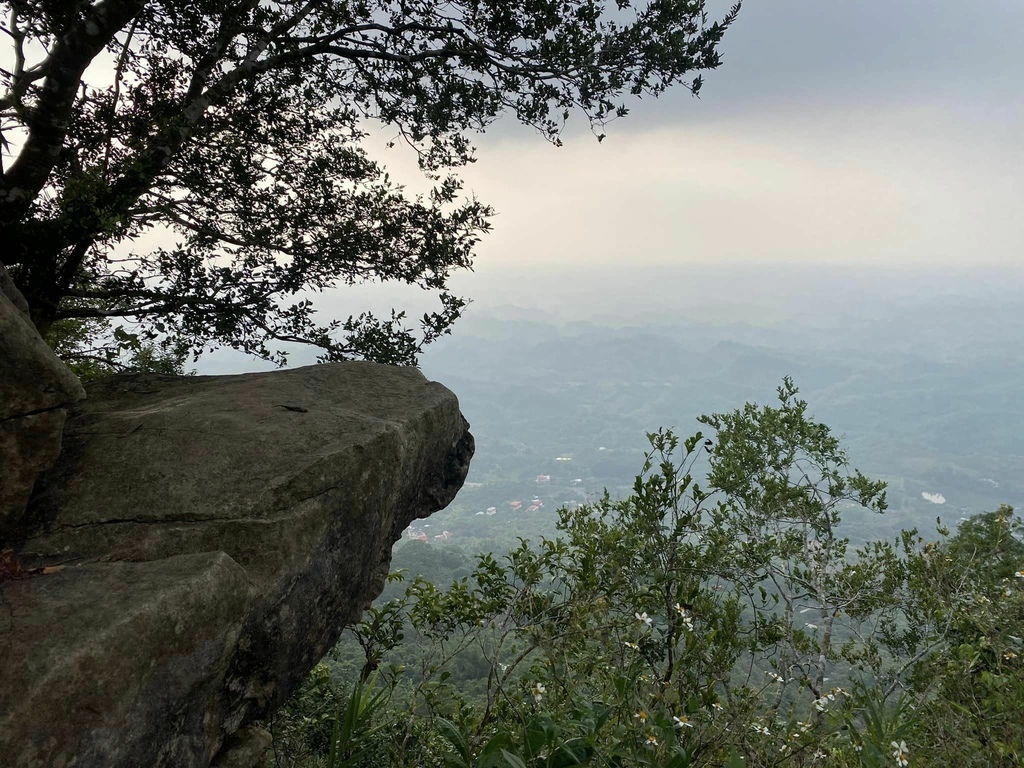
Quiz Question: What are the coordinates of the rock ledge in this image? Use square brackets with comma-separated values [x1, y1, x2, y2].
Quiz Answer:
[0, 362, 473, 768]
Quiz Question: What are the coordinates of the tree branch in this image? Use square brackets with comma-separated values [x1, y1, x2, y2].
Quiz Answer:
[1, 0, 146, 216]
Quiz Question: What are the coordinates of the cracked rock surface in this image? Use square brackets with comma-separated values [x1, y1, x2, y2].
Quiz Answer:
[1, 362, 473, 768]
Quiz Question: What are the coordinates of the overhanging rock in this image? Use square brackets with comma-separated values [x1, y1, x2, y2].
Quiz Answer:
[1, 362, 473, 768]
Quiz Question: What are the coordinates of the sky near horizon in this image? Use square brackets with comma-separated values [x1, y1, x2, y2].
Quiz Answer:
[195, 0, 1024, 371]
[369, 0, 1023, 274]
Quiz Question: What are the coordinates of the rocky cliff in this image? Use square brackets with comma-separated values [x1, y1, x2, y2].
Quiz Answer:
[0, 265, 85, 544]
[0, 353, 473, 767]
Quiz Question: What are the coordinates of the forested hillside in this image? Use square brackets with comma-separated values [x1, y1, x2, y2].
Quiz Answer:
[267, 363, 1024, 767]
[408, 290, 1024, 563]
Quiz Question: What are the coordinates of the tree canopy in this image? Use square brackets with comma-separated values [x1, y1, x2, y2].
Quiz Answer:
[1, 0, 739, 365]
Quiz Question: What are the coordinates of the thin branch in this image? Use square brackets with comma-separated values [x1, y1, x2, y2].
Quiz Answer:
[100, 14, 139, 179]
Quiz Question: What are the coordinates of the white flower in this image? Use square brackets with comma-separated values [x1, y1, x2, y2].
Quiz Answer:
[635, 611, 653, 626]
[751, 724, 771, 736]
[624, 641, 640, 650]
[673, 715, 694, 729]
[1015, 570, 1024, 578]
[634, 709, 648, 723]
[674, 603, 695, 631]
[711, 703, 724, 715]
[805, 623, 819, 630]
[645, 734, 659, 749]
[766, 671, 784, 683]
[814, 750, 826, 761]
[531, 682, 546, 703]
[891, 740, 910, 766]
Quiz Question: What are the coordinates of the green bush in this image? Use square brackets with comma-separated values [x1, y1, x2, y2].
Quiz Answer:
[267, 381, 1024, 767]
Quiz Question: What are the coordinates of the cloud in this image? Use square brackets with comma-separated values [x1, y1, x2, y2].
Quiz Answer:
[677, 0, 1024, 115]
[441, 102, 1023, 270]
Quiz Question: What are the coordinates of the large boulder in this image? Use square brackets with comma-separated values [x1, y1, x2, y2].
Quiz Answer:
[1, 362, 473, 768]
[0, 263, 85, 544]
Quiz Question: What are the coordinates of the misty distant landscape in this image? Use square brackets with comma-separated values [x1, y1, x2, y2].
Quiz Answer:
[397, 264, 1024, 560]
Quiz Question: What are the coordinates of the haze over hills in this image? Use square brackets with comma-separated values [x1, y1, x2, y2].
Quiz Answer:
[406, 264, 1024, 553]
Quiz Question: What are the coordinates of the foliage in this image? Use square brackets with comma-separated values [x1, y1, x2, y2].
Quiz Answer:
[903, 507, 1024, 766]
[266, 664, 396, 768]
[1, 0, 739, 365]
[43, 313, 190, 381]
[267, 663, 344, 766]
[266, 382, 1024, 767]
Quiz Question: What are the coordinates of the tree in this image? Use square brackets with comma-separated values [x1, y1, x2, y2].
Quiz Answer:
[289, 386, 895, 766]
[261, 383, 1024, 767]
[1, 0, 739, 365]
[44, 312, 191, 380]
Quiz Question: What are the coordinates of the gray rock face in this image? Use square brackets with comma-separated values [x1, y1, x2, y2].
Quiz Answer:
[1, 362, 473, 768]
[1, 553, 250, 767]
[0, 263, 85, 544]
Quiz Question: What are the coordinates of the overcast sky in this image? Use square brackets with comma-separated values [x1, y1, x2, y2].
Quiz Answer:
[217, 0, 1024, 369]
[332, 0, 1022, 310]
[447, 0, 1023, 266]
